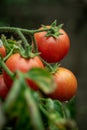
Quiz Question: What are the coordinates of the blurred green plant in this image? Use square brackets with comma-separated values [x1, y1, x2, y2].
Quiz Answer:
[0, 22, 78, 130]
[0, 69, 78, 130]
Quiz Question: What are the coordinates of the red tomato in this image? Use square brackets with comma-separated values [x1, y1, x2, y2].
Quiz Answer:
[0, 45, 6, 57]
[0, 74, 8, 99]
[3, 53, 44, 90]
[34, 27, 70, 63]
[48, 67, 77, 101]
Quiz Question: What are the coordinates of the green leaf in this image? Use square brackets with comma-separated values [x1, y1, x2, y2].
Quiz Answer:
[24, 87, 45, 130]
[3, 72, 45, 130]
[3, 78, 23, 112]
[25, 68, 56, 94]
[63, 98, 77, 119]
[51, 20, 57, 27]
[47, 99, 65, 118]
[39, 98, 77, 130]
[44, 99, 64, 119]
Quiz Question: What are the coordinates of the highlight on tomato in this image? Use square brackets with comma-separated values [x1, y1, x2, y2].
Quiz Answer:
[3, 53, 44, 90]
[47, 67, 77, 101]
[34, 22, 70, 63]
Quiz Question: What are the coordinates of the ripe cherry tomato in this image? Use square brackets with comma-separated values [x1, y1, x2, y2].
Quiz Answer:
[34, 27, 70, 63]
[3, 53, 44, 90]
[48, 67, 77, 101]
[0, 45, 6, 57]
[0, 74, 8, 99]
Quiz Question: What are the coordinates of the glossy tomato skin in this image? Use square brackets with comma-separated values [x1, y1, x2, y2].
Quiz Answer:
[34, 28, 70, 63]
[48, 67, 77, 101]
[0, 74, 8, 99]
[3, 53, 44, 90]
[0, 45, 6, 57]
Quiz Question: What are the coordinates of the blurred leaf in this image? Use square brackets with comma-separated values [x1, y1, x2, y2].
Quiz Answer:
[45, 99, 64, 118]
[39, 98, 78, 130]
[3, 72, 45, 130]
[24, 87, 45, 130]
[63, 98, 77, 119]
[3, 78, 23, 112]
[25, 68, 56, 94]
[39, 98, 65, 130]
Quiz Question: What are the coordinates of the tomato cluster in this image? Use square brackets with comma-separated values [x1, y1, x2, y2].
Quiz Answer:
[0, 21, 77, 102]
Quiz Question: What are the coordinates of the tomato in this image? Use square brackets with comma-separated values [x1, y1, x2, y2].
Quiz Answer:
[3, 53, 44, 90]
[34, 27, 70, 63]
[48, 67, 77, 101]
[0, 74, 8, 99]
[0, 45, 6, 57]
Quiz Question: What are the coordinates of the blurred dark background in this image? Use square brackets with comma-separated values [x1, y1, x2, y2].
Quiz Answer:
[0, 0, 87, 129]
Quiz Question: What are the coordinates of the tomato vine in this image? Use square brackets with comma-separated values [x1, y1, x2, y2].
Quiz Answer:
[0, 20, 78, 130]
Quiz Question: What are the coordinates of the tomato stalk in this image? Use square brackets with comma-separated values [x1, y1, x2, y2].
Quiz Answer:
[31, 34, 38, 53]
[0, 21, 63, 36]
[41, 57, 60, 74]
[0, 21, 64, 57]
[1, 31, 39, 59]
[3, 48, 14, 61]
[0, 21, 63, 50]
[0, 26, 48, 54]
[15, 29, 29, 48]
[14, 29, 39, 56]
[0, 27, 49, 35]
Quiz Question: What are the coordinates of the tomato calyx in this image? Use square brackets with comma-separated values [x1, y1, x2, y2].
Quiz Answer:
[47, 63, 60, 74]
[41, 20, 63, 39]
[41, 57, 60, 74]
[1, 34, 39, 60]
[20, 45, 40, 58]
[1, 35, 20, 61]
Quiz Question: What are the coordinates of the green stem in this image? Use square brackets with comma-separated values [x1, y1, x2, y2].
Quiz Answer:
[3, 48, 14, 61]
[31, 34, 38, 53]
[0, 59, 14, 79]
[1, 34, 11, 50]
[0, 27, 49, 35]
[40, 58, 55, 72]
[0, 27, 49, 53]
[16, 29, 29, 48]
